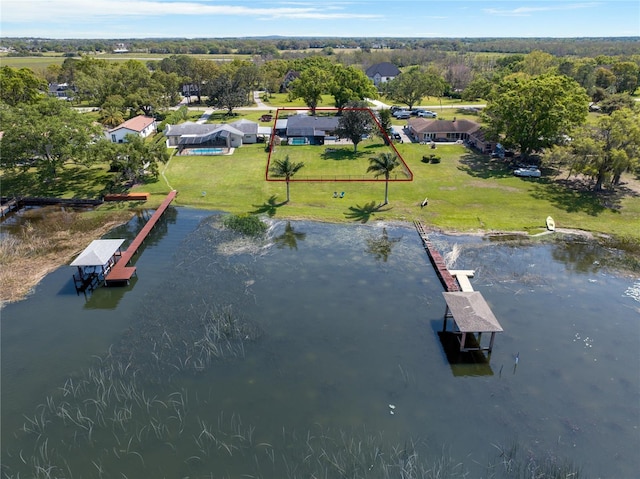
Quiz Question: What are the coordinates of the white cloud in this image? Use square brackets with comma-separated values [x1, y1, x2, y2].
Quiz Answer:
[2, 0, 380, 23]
[484, 2, 600, 17]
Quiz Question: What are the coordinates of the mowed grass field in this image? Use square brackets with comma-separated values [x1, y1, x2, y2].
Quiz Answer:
[0, 52, 250, 70]
[135, 142, 640, 238]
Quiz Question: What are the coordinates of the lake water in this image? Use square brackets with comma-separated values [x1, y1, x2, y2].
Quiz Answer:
[1, 207, 639, 478]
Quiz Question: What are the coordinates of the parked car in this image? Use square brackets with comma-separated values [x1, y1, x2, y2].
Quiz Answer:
[393, 132, 402, 140]
[393, 110, 411, 119]
[410, 109, 425, 116]
[390, 105, 403, 113]
[513, 167, 541, 178]
[417, 111, 437, 118]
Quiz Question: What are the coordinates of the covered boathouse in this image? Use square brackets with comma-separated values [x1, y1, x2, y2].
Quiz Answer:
[441, 291, 503, 353]
[70, 239, 126, 293]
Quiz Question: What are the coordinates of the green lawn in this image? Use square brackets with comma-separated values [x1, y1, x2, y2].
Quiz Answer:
[267, 140, 410, 181]
[135, 142, 640, 239]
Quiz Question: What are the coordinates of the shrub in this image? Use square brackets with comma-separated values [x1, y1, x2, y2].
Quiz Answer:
[421, 154, 441, 164]
[222, 213, 268, 237]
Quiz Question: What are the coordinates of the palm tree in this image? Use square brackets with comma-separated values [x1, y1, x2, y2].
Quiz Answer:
[367, 152, 400, 205]
[99, 106, 125, 128]
[269, 155, 305, 203]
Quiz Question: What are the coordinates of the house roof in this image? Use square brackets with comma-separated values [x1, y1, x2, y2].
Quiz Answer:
[365, 62, 400, 78]
[468, 127, 493, 142]
[286, 114, 339, 137]
[407, 118, 480, 135]
[110, 115, 155, 133]
[283, 70, 300, 81]
[70, 239, 126, 267]
[230, 119, 258, 135]
[177, 124, 244, 145]
[165, 122, 218, 137]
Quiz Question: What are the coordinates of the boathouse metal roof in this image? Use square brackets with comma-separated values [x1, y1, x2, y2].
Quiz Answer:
[70, 239, 125, 267]
[442, 291, 503, 333]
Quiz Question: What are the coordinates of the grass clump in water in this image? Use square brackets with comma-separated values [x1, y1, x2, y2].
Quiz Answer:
[222, 213, 267, 237]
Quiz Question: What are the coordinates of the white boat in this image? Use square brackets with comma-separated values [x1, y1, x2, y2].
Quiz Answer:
[546, 216, 556, 231]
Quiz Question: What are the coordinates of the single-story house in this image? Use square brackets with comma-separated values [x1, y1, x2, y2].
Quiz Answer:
[165, 122, 217, 146]
[164, 121, 243, 149]
[406, 118, 496, 152]
[365, 62, 401, 86]
[165, 120, 265, 148]
[229, 119, 259, 144]
[108, 115, 157, 143]
[467, 127, 498, 153]
[283, 114, 340, 145]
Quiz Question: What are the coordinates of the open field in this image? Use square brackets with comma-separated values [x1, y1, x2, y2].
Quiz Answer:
[0, 52, 250, 69]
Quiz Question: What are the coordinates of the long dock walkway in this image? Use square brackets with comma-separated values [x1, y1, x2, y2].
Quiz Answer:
[105, 190, 177, 285]
[414, 221, 460, 292]
[414, 221, 504, 353]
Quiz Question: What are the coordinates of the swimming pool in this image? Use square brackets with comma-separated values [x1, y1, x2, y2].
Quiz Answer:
[182, 148, 225, 155]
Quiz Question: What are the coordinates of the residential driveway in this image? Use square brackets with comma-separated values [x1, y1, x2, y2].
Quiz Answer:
[253, 91, 268, 109]
[366, 98, 391, 109]
[391, 126, 412, 143]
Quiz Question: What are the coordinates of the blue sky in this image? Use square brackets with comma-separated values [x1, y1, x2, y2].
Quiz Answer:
[1, 1, 639, 39]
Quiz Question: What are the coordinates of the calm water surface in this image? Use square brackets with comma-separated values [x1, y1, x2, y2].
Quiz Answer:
[1, 207, 639, 478]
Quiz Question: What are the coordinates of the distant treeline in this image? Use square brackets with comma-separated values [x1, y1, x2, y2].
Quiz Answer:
[2, 37, 640, 58]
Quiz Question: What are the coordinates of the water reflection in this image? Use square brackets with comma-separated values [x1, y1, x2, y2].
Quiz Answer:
[365, 227, 401, 262]
[1, 209, 638, 478]
[273, 221, 306, 250]
[437, 331, 495, 377]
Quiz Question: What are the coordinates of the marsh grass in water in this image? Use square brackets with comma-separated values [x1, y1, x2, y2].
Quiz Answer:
[222, 213, 268, 237]
[0, 206, 133, 304]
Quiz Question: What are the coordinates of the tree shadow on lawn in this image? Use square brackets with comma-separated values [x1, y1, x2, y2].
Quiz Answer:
[344, 200, 391, 223]
[530, 176, 638, 216]
[457, 152, 514, 179]
[321, 148, 368, 161]
[1, 165, 110, 199]
[250, 195, 286, 217]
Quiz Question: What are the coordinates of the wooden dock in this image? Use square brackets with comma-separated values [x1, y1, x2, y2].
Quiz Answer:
[0, 199, 18, 217]
[105, 191, 177, 285]
[414, 221, 503, 354]
[414, 221, 460, 292]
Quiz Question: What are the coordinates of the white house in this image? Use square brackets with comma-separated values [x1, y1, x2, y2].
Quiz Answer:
[108, 116, 157, 143]
[365, 62, 401, 86]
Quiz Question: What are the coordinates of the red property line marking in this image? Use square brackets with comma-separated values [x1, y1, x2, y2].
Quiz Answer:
[265, 107, 413, 183]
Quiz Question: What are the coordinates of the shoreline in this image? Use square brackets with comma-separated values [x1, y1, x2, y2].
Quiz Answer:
[2, 207, 637, 308]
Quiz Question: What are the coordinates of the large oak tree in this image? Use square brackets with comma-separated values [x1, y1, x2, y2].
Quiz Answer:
[483, 73, 589, 160]
[335, 102, 374, 153]
[0, 97, 102, 179]
[546, 107, 640, 191]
